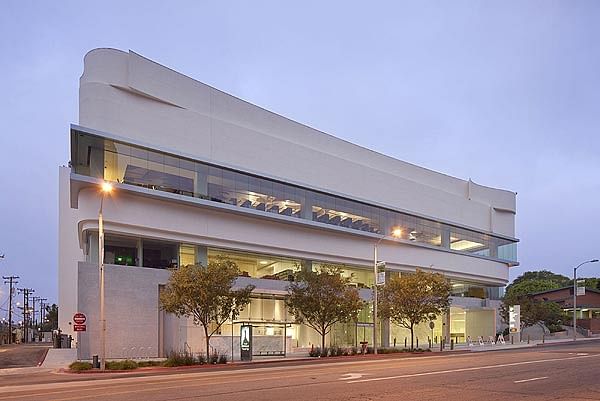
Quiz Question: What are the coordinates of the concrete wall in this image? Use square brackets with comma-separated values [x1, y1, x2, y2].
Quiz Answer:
[78, 48, 516, 238]
[77, 262, 170, 359]
[73, 186, 510, 288]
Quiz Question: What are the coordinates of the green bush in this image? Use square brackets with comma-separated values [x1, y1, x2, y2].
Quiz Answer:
[164, 350, 205, 367]
[106, 360, 138, 370]
[308, 346, 321, 357]
[137, 360, 164, 368]
[218, 354, 228, 364]
[69, 361, 93, 371]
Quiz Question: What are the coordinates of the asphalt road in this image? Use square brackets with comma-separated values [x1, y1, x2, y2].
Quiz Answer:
[2, 342, 600, 401]
[0, 343, 50, 368]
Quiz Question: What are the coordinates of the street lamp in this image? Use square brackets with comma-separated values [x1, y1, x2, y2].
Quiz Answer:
[573, 259, 599, 341]
[373, 227, 402, 355]
[99, 181, 113, 370]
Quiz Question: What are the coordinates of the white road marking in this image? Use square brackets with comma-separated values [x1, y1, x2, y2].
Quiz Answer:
[339, 373, 364, 381]
[514, 376, 548, 383]
[347, 353, 600, 383]
[577, 353, 589, 356]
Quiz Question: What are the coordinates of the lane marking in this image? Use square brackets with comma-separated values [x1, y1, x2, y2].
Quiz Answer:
[347, 353, 600, 383]
[339, 373, 364, 380]
[514, 376, 548, 383]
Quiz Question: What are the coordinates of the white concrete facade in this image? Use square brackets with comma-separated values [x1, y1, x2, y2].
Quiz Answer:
[59, 49, 517, 359]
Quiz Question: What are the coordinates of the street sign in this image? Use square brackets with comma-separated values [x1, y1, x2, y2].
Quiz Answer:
[577, 279, 586, 296]
[509, 305, 521, 333]
[376, 261, 386, 286]
[73, 324, 86, 332]
[73, 312, 86, 325]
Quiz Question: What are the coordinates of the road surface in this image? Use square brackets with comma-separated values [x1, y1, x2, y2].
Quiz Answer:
[2, 341, 600, 400]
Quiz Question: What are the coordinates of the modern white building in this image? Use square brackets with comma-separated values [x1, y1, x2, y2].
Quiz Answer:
[59, 48, 518, 360]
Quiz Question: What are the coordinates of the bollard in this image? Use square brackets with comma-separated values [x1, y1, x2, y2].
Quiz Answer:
[394, 337, 397, 348]
[92, 355, 99, 369]
[527, 335, 530, 344]
[440, 339, 443, 352]
[542, 334, 545, 344]
[416, 338, 419, 349]
[511, 335, 514, 345]
[405, 337, 407, 348]
[451, 339, 454, 350]
[435, 335, 438, 344]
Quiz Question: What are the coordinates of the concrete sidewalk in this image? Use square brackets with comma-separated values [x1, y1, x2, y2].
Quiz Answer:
[41, 348, 77, 368]
[455, 336, 600, 352]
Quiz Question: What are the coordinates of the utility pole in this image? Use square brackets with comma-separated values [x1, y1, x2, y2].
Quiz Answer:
[18, 288, 34, 343]
[38, 298, 48, 331]
[3, 275, 19, 344]
[32, 296, 42, 341]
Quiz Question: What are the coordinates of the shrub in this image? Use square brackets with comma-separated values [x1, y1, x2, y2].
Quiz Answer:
[106, 360, 138, 370]
[320, 347, 329, 357]
[218, 353, 228, 364]
[209, 352, 219, 364]
[164, 350, 199, 367]
[69, 361, 93, 371]
[137, 360, 164, 368]
[309, 346, 321, 357]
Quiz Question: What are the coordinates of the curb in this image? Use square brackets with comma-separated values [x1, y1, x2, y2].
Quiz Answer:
[37, 347, 50, 367]
[61, 349, 467, 375]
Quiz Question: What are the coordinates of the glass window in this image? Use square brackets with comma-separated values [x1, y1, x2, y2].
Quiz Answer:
[74, 131, 518, 263]
[179, 244, 196, 267]
[143, 240, 178, 269]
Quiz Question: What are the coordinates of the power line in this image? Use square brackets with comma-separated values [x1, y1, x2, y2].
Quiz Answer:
[3, 275, 19, 344]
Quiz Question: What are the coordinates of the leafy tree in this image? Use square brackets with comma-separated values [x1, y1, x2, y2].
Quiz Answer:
[286, 265, 364, 350]
[160, 259, 254, 358]
[573, 277, 600, 290]
[505, 279, 560, 297]
[501, 295, 566, 333]
[378, 270, 451, 350]
[41, 304, 58, 331]
[508, 270, 570, 293]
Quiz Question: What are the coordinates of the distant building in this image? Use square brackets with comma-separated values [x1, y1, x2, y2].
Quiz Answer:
[59, 49, 518, 359]
[531, 287, 600, 334]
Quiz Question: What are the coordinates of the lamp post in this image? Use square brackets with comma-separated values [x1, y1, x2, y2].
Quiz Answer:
[373, 227, 402, 355]
[573, 259, 599, 341]
[99, 181, 113, 370]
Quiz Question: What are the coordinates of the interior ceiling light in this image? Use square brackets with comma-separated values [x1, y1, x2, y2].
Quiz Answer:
[451, 240, 483, 251]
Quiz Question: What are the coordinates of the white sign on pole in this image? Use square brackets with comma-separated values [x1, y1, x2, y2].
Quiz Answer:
[509, 305, 521, 333]
[577, 279, 586, 296]
[376, 261, 386, 286]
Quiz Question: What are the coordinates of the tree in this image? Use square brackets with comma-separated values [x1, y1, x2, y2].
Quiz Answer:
[508, 270, 570, 293]
[41, 304, 58, 331]
[378, 270, 451, 350]
[160, 259, 254, 357]
[286, 265, 364, 350]
[501, 270, 569, 333]
[501, 294, 566, 333]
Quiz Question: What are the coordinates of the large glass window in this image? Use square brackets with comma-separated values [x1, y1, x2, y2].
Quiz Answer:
[72, 129, 518, 263]
[104, 235, 137, 266]
[143, 240, 178, 269]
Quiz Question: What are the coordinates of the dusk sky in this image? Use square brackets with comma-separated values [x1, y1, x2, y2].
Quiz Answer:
[1, 1, 599, 310]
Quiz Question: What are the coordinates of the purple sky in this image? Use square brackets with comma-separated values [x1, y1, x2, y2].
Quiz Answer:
[1, 1, 599, 310]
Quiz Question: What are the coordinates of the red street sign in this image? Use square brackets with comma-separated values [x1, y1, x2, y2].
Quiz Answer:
[73, 313, 86, 325]
[73, 324, 86, 332]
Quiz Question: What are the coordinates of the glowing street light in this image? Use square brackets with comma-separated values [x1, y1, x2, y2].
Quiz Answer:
[98, 181, 114, 370]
